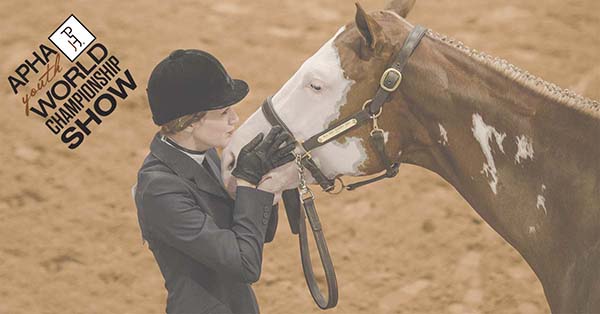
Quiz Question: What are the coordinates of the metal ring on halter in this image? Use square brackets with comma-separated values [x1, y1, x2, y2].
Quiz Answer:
[298, 141, 312, 160]
[362, 99, 383, 118]
[326, 177, 346, 195]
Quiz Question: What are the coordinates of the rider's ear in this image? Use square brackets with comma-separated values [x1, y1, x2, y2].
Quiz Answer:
[355, 3, 385, 52]
[383, 0, 416, 18]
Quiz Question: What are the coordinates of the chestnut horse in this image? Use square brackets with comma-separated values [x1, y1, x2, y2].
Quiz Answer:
[222, 1, 600, 312]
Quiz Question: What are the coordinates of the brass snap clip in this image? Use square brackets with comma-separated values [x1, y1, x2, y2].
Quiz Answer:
[362, 99, 384, 136]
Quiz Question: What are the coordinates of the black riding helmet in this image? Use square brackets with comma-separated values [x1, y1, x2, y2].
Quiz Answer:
[146, 49, 249, 125]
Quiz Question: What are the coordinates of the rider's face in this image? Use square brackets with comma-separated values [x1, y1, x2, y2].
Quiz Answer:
[190, 106, 240, 149]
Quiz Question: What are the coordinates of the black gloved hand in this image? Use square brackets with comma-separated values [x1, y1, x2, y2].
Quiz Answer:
[232, 126, 296, 185]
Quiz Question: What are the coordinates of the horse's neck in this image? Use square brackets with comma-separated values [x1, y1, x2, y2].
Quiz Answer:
[397, 32, 600, 311]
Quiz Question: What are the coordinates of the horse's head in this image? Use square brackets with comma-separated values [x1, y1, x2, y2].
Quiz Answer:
[222, 2, 419, 198]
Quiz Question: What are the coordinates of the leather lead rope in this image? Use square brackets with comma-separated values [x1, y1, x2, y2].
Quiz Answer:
[282, 188, 338, 309]
[279, 156, 339, 309]
[298, 193, 338, 309]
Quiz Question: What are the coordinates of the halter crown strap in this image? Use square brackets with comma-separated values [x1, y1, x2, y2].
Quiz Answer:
[343, 25, 427, 190]
[368, 25, 427, 115]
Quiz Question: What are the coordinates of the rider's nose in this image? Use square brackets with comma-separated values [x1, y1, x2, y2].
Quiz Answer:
[230, 110, 240, 125]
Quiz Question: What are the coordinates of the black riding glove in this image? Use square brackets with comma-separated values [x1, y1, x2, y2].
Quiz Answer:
[232, 125, 296, 185]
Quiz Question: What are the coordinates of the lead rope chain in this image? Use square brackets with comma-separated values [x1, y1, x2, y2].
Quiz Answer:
[296, 154, 312, 199]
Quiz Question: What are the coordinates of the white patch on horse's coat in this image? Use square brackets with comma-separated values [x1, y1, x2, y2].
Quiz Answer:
[383, 131, 389, 144]
[471, 114, 506, 195]
[536, 184, 547, 215]
[438, 123, 448, 146]
[536, 195, 547, 215]
[311, 136, 367, 177]
[495, 134, 506, 153]
[322, 81, 353, 129]
[515, 135, 534, 164]
[333, 25, 346, 38]
[528, 226, 537, 234]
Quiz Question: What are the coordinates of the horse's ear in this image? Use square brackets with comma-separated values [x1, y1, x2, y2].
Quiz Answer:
[383, 0, 416, 18]
[355, 2, 385, 50]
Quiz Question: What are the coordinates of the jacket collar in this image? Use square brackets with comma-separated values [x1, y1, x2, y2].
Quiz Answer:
[150, 132, 230, 199]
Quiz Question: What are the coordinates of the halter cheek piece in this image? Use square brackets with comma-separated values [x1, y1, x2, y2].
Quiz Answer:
[261, 25, 428, 310]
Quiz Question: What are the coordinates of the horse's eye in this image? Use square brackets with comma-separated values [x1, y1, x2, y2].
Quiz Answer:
[310, 83, 322, 91]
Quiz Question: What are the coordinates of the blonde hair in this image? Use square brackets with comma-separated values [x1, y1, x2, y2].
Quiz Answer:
[160, 111, 207, 135]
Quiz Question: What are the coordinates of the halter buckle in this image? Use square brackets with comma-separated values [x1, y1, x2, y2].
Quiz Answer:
[380, 68, 402, 92]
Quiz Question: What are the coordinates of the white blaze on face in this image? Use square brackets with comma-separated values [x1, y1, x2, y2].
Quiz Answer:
[438, 123, 448, 146]
[515, 135, 534, 164]
[222, 26, 364, 196]
[271, 25, 366, 178]
[471, 113, 506, 195]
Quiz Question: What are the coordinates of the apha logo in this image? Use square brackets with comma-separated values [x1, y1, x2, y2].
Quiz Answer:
[48, 14, 96, 62]
[6, 14, 138, 150]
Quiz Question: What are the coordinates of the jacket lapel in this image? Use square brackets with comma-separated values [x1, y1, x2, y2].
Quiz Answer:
[150, 133, 229, 199]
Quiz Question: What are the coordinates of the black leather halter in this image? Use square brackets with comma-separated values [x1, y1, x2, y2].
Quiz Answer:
[261, 25, 428, 310]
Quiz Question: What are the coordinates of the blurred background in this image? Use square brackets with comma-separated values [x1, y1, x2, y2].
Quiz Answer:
[1, 0, 598, 313]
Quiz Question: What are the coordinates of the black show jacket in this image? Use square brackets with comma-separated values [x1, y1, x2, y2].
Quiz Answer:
[134, 133, 278, 314]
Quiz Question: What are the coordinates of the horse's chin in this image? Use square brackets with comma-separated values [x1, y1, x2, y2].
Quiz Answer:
[260, 162, 302, 194]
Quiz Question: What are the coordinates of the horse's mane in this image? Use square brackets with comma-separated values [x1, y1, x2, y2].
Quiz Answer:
[425, 29, 600, 117]
[381, 10, 599, 117]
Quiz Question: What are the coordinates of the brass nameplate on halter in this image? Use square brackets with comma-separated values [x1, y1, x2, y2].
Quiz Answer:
[317, 119, 358, 143]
